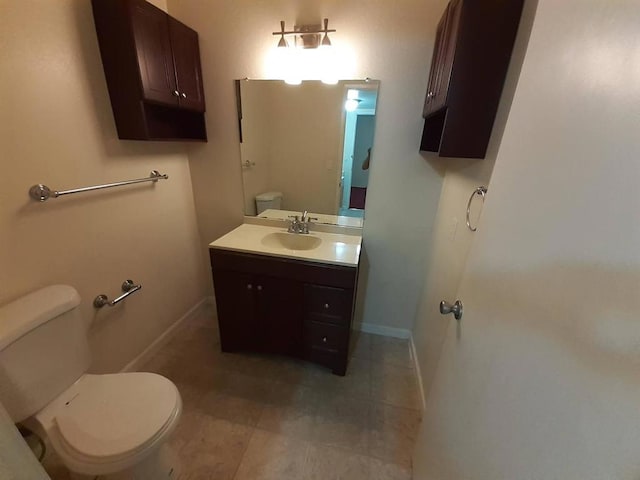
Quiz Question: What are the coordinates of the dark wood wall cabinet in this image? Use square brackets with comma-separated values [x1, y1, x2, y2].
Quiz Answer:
[92, 0, 207, 141]
[420, 0, 524, 158]
[210, 250, 358, 376]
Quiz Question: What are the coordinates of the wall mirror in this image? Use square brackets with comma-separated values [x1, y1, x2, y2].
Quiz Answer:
[236, 79, 379, 227]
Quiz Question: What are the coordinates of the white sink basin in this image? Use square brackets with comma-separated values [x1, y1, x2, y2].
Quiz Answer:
[261, 232, 322, 251]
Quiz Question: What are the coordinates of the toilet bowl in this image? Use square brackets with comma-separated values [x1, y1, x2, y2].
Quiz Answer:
[0, 285, 182, 479]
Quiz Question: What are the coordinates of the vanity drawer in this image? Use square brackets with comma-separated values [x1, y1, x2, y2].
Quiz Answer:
[304, 321, 346, 352]
[304, 285, 352, 326]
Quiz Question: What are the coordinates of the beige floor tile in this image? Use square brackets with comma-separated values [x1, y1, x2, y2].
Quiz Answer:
[371, 364, 421, 410]
[179, 417, 253, 480]
[176, 383, 208, 412]
[257, 404, 316, 440]
[135, 323, 422, 480]
[272, 357, 328, 386]
[197, 390, 265, 426]
[218, 371, 274, 402]
[314, 357, 371, 400]
[264, 381, 323, 412]
[349, 331, 374, 360]
[371, 335, 413, 369]
[233, 429, 309, 480]
[172, 410, 209, 444]
[369, 457, 412, 480]
[312, 397, 371, 455]
[369, 403, 421, 470]
[305, 443, 371, 480]
[227, 352, 282, 380]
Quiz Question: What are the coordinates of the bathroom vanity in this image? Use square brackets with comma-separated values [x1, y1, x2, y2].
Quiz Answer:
[209, 222, 361, 375]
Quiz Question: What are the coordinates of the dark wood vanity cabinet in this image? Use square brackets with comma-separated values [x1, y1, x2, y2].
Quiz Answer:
[92, 0, 207, 141]
[210, 250, 357, 375]
[420, 0, 524, 158]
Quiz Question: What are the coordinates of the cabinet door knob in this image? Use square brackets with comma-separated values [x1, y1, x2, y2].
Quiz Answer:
[247, 283, 253, 290]
[324, 303, 330, 309]
[181, 92, 187, 98]
[257, 285, 263, 291]
[322, 336, 328, 343]
[173, 90, 180, 97]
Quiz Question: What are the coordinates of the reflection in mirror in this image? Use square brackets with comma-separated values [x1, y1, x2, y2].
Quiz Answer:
[237, 79, 379, 227]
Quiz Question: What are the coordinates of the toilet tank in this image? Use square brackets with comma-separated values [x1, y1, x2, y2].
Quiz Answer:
[0, 285, 91, 422]
[256, 191, 283, 214]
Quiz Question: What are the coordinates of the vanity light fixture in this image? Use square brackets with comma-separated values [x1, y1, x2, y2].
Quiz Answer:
[273, 18, 336, 49]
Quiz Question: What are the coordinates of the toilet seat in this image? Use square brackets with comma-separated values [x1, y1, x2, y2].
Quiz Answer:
[33, 372, 181, 476]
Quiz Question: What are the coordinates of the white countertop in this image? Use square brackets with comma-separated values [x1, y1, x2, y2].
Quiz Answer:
[209, 223, 362, 267]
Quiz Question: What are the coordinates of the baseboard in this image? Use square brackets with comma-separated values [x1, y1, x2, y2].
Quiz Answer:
[410, 333, 427, 412]
[358, 322, 411, 339]
[121, 297, 209, 373]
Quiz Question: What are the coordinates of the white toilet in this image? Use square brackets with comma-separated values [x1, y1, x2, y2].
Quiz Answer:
[0, 285, 182, 479]
[255, 191, 283, 214]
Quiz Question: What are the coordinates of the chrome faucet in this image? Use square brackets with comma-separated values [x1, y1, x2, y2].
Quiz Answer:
[288, 211, 317, 234]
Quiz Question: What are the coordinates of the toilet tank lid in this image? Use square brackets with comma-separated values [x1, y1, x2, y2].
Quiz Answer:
[256, 191, 283, 201]
[0, 285, 80, 351]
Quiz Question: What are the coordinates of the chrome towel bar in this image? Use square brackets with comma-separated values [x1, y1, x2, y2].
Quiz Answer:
[94, 280, 142, 308]
[29, 170, 168, 202]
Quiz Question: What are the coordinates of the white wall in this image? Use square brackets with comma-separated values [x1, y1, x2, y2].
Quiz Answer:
[414, 0, 640, 476]
[0, 0, 208, 373]
[411, 0, 538, 398]
[168, 0, 449, 330]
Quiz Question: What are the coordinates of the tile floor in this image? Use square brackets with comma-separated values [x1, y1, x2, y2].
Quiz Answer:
[42, 305, 422, 479]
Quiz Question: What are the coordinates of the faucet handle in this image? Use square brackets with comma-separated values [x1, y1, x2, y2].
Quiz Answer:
[287, 215, 300, 233]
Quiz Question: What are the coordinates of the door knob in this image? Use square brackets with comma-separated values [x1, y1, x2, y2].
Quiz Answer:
[181, 92, 187, 98]
[440, 300, 463, 320]
[173, 90, 180, 97]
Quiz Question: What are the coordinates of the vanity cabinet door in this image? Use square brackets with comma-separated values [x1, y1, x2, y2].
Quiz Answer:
[169, 17, 205, 112]
[211, 270, 258, 352]
[423, 0, 462, 118]
[130, 0, 178, 107]
[255, 276, 304, 356]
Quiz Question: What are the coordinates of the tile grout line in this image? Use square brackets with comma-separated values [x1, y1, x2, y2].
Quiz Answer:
[230, 424, 259, 480]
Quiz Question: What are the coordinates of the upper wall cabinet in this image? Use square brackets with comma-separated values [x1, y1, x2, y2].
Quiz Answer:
[420, 0, 524, 158]
[92, 0, 207, 141]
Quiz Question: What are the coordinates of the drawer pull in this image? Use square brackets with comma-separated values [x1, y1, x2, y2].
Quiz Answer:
[324, 303, 330, 309]
[322, 336, 328, 343]
[257, 285, 263, 291]
[247, 283, 253, 290]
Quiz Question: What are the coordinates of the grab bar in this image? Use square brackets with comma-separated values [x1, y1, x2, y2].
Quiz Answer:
[93, 280, 142, 308]
[29, 170, 168, 202]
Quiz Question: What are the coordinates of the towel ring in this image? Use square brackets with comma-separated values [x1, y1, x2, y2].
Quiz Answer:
[466, 186, 487, 232]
